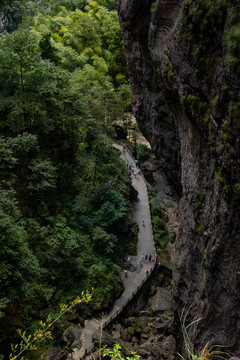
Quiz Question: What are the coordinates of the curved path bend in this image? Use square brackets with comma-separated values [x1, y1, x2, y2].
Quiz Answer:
[72, 143, 156, 359]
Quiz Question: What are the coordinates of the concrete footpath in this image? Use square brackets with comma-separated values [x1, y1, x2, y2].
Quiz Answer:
[72, 143, 156, 359]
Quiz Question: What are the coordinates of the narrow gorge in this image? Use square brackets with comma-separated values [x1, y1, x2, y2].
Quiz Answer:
[116, 0, 240, 355]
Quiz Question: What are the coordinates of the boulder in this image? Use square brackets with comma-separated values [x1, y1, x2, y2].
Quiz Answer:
[159, 335, 176, 359]
[112, 330, 121, 339]
[127, 316, 153, 332]
[46, 349, 67, 360]
[138, 348, 151, 357]
[152, 334, 164, 343]
[141, 333, 149, 341]
[131, 336, 139, 343]
[121, 327, 132, 342]
[127, 326, 136, 336]
[140, 342, 162, 359]
[116, 339, 135, 355]
[139, 341, 152, 351]
[62, 325, 82, 347]
[150, 288, 171, 312]
[153, 317, 173, 333]
[111, 323, 123, 339]
[92, 330, 115, 346]
[112, 323, 122, 332]
[72, 336, 83, 350]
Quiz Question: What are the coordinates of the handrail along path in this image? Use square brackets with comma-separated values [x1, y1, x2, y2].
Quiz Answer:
[72, 143, 157, 359]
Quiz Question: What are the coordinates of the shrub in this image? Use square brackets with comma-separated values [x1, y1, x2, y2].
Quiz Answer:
[194, 192, 205, 210]
[225, 17, 240, 72]
[178, 310, 230, 360]
[152, 216, 169, 248]
[136, 144, 151, 162]
[197, 225, 204, 236]
[234, 183, 240, 198]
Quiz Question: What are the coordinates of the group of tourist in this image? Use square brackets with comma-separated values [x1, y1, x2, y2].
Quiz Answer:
[123, 253, 155, 278]
[126, 161, 141, 180]
[121, 144, 155, 279]
[141, 253, 155, 264]
[122, 145, 141, 180]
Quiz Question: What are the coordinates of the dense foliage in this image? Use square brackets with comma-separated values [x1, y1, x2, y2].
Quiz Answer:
[0, 0, 133, 357]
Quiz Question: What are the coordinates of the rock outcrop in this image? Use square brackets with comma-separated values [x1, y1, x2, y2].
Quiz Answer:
[150, 287, 171, 312]
[116, 0, 240, 354]
[63, 325, 82, 349]
[108, 307, 175, 360]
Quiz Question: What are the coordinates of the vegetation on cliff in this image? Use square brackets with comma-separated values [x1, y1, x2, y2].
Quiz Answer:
[149, 191, 169, 253]
[180, 0, 240, 201]
[0, 0, 133, 357]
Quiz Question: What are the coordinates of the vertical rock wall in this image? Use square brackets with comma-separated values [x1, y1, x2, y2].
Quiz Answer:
[116, 0, 240, 354]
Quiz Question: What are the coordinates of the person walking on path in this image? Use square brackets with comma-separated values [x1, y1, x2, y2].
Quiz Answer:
[141, 219, 145, 226]
[149, 254, 152, 263]
[145, 254, 148, 262]
[72, 143, 156, 360]
[130, 163, 134, 173]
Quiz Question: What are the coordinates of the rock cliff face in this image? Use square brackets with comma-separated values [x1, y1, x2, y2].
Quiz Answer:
[116, 0, 240, 354]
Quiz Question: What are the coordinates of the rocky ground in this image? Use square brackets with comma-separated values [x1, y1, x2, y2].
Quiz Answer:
[89, 259, 176, 360]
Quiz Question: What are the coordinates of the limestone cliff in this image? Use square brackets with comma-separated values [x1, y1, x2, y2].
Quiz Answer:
[116, 0, 240, 354]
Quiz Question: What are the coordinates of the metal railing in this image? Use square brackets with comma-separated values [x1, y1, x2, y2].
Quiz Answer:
[80, 266, 157, 359]
[119, 142, 157, 261]
[78, 143, 157, 359]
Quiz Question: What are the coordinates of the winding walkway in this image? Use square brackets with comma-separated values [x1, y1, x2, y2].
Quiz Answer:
[72, 143, 156, 359]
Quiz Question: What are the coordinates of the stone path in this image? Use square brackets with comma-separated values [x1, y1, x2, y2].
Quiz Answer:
[71, 143, 156, 359]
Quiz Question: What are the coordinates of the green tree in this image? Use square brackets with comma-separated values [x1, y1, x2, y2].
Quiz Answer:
[39, 32, 60, 64]
[0, 30, 68, 131]
[92, 226, 117, 254]
[27, 159, 57, 192]
[0, 138, 16, 183]
[0, 30, 39, 92]
[7, 133, 39, 161]
[0, 187, 40, 300]
[0, 298, 9, 319]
